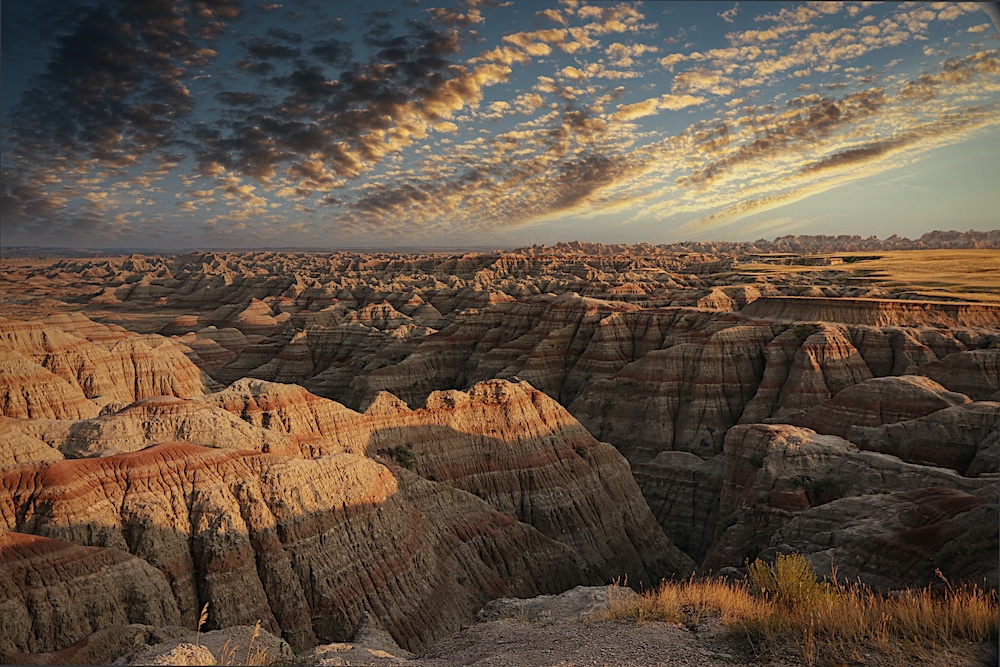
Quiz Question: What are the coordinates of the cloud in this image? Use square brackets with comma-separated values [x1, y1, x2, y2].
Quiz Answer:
[672, 68, 735, 96]
[612, 98, 660, 121]
[3, 0, 998, 246]
[605, 41, 658, 67]
[537, 8, 567, 25]
[611, 93, 704, 120]
[719, 3, 740, 24]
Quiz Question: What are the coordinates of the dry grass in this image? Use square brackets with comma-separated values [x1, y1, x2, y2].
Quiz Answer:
[737, 249, 1000, 303]
[195, 603, 270, 666]
[604, 555, 998, 666]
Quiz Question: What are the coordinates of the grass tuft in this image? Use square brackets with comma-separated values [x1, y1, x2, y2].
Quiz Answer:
[196, 602, 209, 646]
[603, 553, 998, 666]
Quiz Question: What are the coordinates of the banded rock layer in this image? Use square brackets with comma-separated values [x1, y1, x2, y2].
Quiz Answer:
[0, 443, 584, 654]
[0, 316, 208, 420]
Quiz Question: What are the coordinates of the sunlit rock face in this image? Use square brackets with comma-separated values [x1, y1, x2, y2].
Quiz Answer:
[0, 315, 208, 420]
[1, 243, 997, 661]
[0, 443, 586, 653]
[0, 316, 690, 657]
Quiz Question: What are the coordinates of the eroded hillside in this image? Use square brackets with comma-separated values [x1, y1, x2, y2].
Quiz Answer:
[0, 238, 997, 663]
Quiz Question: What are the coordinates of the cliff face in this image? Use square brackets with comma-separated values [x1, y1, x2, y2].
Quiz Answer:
[0, 530, 182, 655]
[702, 424, 996, 588]
[0, 316, 208, 420]
[0, 314, 689, 657]
[357, 381, 694, 584]
[202, 378, 693, 585]
[0, 443, 584, 653]
[741, 296, 1000, 328]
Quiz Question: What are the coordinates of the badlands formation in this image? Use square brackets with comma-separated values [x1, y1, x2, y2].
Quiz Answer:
[0, 232, 998, 664]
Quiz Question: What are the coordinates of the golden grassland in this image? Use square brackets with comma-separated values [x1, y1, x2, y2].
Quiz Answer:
[737, 249, 1000, 303]
[603, 554, 998, 667]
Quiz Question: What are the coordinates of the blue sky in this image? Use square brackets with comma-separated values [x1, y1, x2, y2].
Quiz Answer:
[2, 1, 998, 249]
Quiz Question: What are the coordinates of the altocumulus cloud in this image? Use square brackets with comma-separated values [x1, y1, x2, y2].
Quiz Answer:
[2, 0, 999, 247]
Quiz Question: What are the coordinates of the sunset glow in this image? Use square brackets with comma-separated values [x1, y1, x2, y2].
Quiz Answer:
[2, 1, 998, 248]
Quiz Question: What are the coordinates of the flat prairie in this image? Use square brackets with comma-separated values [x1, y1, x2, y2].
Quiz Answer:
[736, 249, 1000, 302]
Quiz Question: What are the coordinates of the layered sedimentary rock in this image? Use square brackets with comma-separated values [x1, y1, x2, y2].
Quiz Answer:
[771, 488, 997, 590]
[0, 375, 691, 656]
[0, 316, 207, 418]
[702, 424, 996, 587]
[0, 344, 101, 420]
[917, 349, 1000, 400]
[203, 378, 367, 457]
[203, 378, 692, 584]
[357, 380, 694, 584]
[57, 396, 297, 459]
[0, 417, 64, 467]
[742, 296, 1000, 328]
[2, 243, 997, 662]
[0, 530, 181, 655]
[19, 252, 985, 476]
[847, 402, 999, 476]
[786, 375, 971, 438]
[632, 451, 725, 563]
[0, 443, 583, 653]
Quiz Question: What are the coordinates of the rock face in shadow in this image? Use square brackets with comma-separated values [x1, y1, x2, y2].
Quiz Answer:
[785, 375, 971, 438]
[200, 377, 693, 586]
[0, 531, 181, 655]
[770, 488, 998, 590]
[358, 381, 695, 585]
[632, 451, 726, 563]
[0, 443, 584, 654]
[916, 349, 1000, 400]
[847, 402, 999, 476]
[702, 424, 997, 589]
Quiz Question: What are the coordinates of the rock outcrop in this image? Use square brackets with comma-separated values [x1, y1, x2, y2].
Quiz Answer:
[0, 531, 182, 655]
[0, 443, 584, 653]
[203, 378, 692, 584]
[917, 349, 1000, 400]
[358, 380, 694, 584]
[702, 424, 996, 588]
[0, 316, 207, 418]
[786, 375, 971, 438]
[847, 401, 999, 476]
[742, 296, 1000, 328]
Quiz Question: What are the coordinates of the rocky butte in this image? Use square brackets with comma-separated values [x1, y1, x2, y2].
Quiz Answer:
[0, 233, 997, 664]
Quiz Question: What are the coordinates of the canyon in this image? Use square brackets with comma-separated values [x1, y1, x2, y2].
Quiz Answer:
[0, 235, 997, 664]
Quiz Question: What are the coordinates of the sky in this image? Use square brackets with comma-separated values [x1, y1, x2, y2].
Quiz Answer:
[1, 0, 998, 250]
